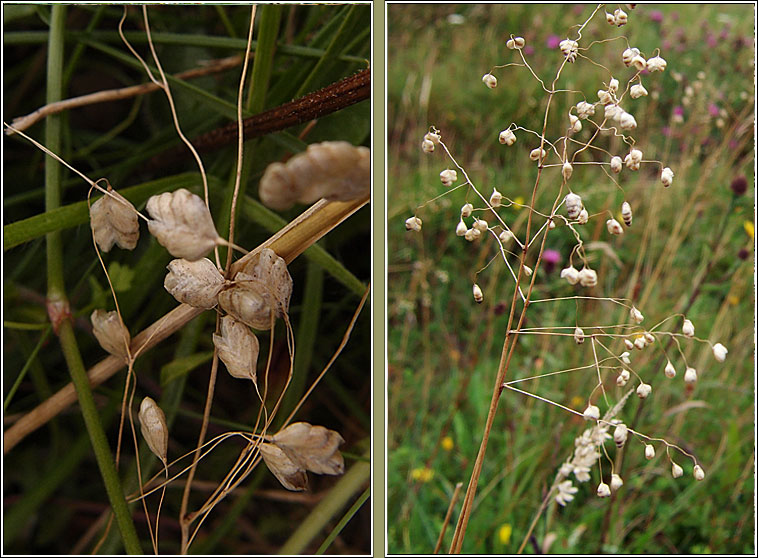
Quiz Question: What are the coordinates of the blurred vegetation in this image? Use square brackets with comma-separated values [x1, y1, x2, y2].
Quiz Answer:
[388, 4, 754, 555]
[4, 4, 370, 554]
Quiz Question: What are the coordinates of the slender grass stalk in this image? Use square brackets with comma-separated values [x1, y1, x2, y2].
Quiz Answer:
[316, 486, 371, 554]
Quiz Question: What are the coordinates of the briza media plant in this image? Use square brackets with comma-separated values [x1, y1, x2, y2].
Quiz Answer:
[3, 4, 370, 554]
[402, 4, 735, 553]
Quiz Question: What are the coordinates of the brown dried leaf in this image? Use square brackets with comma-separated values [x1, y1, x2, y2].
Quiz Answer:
[91, 309, 130, 360]
[259, 442, 308, 491]
[138, 396, 168, 462]
[164, 258, 224, 309]
[89, 190, 139, 252]
[259, 141, 370, 210]
[212, 315, 259, 382]
[146, 188, 220, 260]
[272, 422, 345, 476]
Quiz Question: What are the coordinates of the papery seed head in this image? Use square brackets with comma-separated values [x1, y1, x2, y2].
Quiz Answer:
[164, 258, 224, 309]
[139, 396, 168, 462]
[647, 55, 667, 72]
[664, 361, 677, 378]
[611, 473, 624, 491]
[619, 111, 637, 130]
[616, 371, 628, 386]
[598, 89, 613, 105]
[569, 114, 582, 133]
[682, 318, 695, 337]
[565, 193, 583, 219]
[629, 305, 643, 324]
[607, 218, 624, 235]
[499, 129, 517, 145]
[422, 139, 435, 153]
[621, 202, 633, 226]
[636, 382, 652, 399]
[576, 101, 595, 119]
[548, 219, 556, 230]
[597, 482, 611, 498]
[560, 266, 580, 285]
[213, 315, 259, 382]
[574, 327, 585, 344]
[622, 47, 640, 66]
[577, 208, 589, 224]
[644, 332, 655, 345]
[671, 462, 683, 478]
[464, 228, 476, 242]
[614, 423, 628, 447]
[482, 73, 498, 88]
[91, 309, 130, 360]
[632, 54, 647, 71]
[578, 267, 597, 288]
[621, 351, 631, 364]
[605, 11, 616, 25]
[608, 78, 620, 94]
[610, 156, 623, 174]
[684, 366, 698, 384]
[645, 444, 655, 460]
[89, 190, 139, 253]
[473, 283, 483, 303]
[506, 36, 525, 49]
[473, 218, 488, 232]
[529, 147, 546, 162]
[440, 169, 458, 187]
[146, 189, 220, 261]
[490, 188, 503, 207]
[461, 203, 473, 218]
[499, 229, 514, 244]
[634, 335, 647, 350]
[456, 219, 468, 237]
[614, 8, 628, 26]
[630, 83, 648, 99]
[523, 265, 533, 277]
[712, 342, 728, 362]
[693, 464, 705, 481]
[624, 339, 635, 350]
[661, 167, 674, 187]
[405, 216, 422, 231]
[562, 162, 574, 181]
[424, 131, 441, 144]
[583, 404, 600, 421]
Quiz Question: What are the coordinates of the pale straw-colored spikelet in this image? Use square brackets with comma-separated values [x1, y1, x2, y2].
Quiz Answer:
[219, 248, 293, 330]
[146, 188, 220, 261]
[139, 396, 168, 462]
[258, 141, 370, 210]
[271, 422, 345, 476]
[91, 309, 130, 360]
[259, 442, 309, 491]
[89, 190, 139, 252]
[164, 258, 225, 309]
[213, 315, 259, 382]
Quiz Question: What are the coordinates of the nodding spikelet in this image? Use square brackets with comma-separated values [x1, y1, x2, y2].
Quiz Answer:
[461, 203, 473, 218]
[258, 141, 370, 210]
[629, 305, 644, 324]
[693, 464, 706, 481]
[146, 188, 220, 261]
[506, 36, 525, 49]
[660, 167, 674, 187]
[499, 129, 516, 145]
[606, 218, 624, 235]
[564, 193, 583, 219]
[610, 473, 624, 491]
[529, 147, 546, 162]
[456, 219, 468, 236]
[671, 461, 684, 478]
[490, 188, 503, 207]
[621, 202, 633, 226]
[440, 169, 457, 187]
[616, 369, 630, 386]
[91, 309, 130, 360]
[583, 404, 600, 421]
[664, 361, 677, 378]
[562, 161, 573, 181]
[682, 318, 695, 337]
[578, 266, 597, 288]
[636, 382, 652, 399]
[482, 73, 497, 88]
[218, 248, 293, 330]
[684, 367, 698, 384]
[712, 342, 728, 362]
[644, 444, 655, 460]
[405, 216, 422, 231]
[89, 189, 139, 252]
[259, 443, 309, 491]
[164, 258, 224, 309]
[610, 156, 623, 174]
[560, 265, 580, 285]
[574, 327, 585, 344]
[597, 482, 611, 498]
[213, 315, 259, 383]
[139, 396, 168, 462]
[473, 283, 483, 303]
[613, 423, 628, 448]
[630, 83, 648, 99]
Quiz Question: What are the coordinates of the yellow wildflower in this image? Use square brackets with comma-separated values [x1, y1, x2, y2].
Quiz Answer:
[498, 523, 512, 545]
[513, 196, 525, 210]
[727, 295, 739, 306]
[411, 467, 434, 483]
[743, 220, 754, 240]
[570, 395, 584, 409]
[441, 436, 454, 451]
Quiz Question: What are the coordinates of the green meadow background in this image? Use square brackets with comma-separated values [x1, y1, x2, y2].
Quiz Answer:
[387, 4, 754, 555]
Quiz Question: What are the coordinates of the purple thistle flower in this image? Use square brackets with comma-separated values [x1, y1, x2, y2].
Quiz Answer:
[542, 249, 561, 274]
[673, 106, 685, 117]
[708, 103, 720, 117]
[648, 10, 663, 23]
[546, 34, 561, 49]
[524, 45, 535, 56]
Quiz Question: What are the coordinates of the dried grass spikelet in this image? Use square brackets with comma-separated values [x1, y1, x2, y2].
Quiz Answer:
[213, 315, 259, 382]
[146, 188, 220, 260]
[219, 248, 293, 330]
[259, 443, 309, 491]
[91, 309, 130, 360]
[89, 190, 139, 252]
[258, 141, 370, 210]
[139, 396, 168, 462]
[260, 422, 345, 491]
[164, 258, 224, 309]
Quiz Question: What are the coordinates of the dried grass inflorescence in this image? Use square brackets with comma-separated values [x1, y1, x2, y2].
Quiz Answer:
[258, 141, 370, 210]
[404, 6, 729, 543]
[164, 258, 225, 309]
[91, 309, 130, 360]
[89, 189, 139, 252]
[139, 396, 168, 462]
[212, 315, 259, 383]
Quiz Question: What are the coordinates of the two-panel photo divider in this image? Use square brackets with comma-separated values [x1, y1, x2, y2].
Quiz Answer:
[2, 2, 756, 557]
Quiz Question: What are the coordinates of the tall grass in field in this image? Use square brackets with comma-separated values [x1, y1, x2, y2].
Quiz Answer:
[3, 5, 370, 554]
[388, 4, 754, 554]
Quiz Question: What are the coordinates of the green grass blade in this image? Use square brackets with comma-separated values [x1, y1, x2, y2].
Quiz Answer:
[316, 486, 370, 554]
